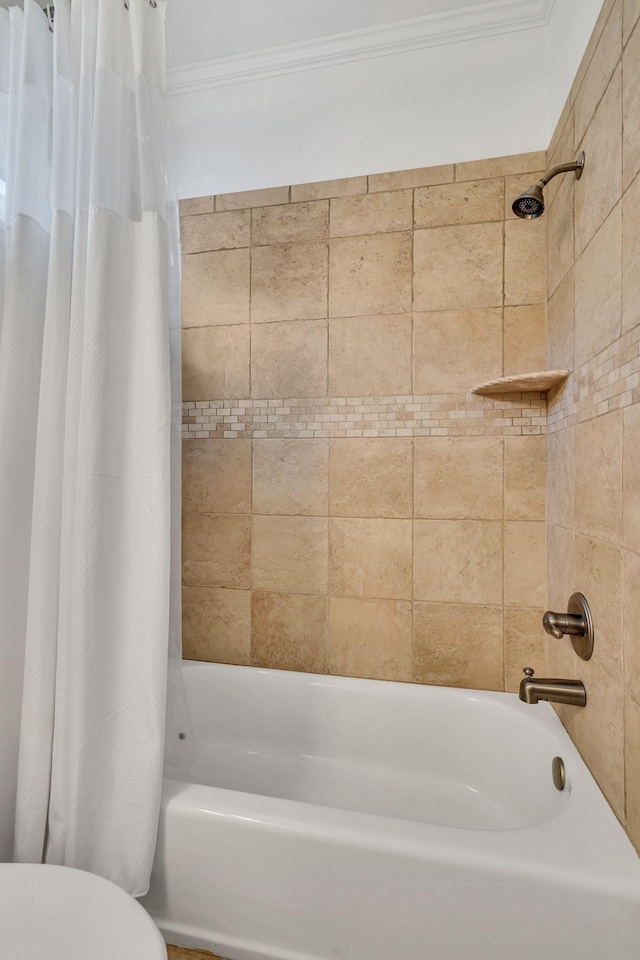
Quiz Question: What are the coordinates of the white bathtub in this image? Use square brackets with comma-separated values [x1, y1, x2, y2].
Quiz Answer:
[142, 662, 640, 960]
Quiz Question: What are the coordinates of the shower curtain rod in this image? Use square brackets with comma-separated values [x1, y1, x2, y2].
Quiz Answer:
[44, 0, 158, 30]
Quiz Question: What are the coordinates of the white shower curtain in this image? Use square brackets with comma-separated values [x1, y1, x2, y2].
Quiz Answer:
[0, 0, 180, 896]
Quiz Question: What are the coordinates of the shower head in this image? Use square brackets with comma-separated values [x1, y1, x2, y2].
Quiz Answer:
[511, 151, 585, 220]
[512, 182, 545, 220]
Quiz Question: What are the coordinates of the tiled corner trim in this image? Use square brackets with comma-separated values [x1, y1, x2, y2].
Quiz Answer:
[548, 324, 640, 433]
[182, 393, 547, 439]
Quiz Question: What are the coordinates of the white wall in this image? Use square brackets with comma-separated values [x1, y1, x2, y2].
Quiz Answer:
[169, 29, 548, 199]
[169, 2, 605, 199]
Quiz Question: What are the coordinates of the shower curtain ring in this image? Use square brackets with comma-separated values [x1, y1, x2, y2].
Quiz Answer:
[43, 3, 54, 30]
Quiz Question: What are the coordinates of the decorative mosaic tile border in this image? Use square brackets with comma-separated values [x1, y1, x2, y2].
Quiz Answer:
[548, 324, 640, 433]
[182, 393, 547, 439]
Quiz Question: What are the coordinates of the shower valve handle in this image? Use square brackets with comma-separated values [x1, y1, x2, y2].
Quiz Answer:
[542, 611, 584, 640]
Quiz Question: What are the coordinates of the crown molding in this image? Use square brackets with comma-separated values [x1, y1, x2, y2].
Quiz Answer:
[167, 0, 556, 96]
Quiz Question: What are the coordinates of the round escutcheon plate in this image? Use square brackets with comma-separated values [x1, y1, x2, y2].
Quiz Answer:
[568, 592, 594, 661]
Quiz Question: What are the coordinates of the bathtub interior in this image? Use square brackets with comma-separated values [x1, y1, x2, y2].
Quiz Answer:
[169, 662, 569, 831]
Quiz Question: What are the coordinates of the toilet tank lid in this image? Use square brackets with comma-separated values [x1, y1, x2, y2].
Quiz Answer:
[0, 863, 166, 960]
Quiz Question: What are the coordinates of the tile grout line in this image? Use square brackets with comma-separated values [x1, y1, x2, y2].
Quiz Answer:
[501, 178, 507, 691]
[248, 207, 254, 664]
[411, 184, 416, 681]
[326, 216, 333, 673]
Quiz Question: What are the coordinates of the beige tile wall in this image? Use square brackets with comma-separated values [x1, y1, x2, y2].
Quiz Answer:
[180, 151, 548, 693]
[545, 0, 640, 852]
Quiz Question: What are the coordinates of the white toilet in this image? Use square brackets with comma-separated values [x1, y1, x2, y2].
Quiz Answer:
[0, 863, 167, 958]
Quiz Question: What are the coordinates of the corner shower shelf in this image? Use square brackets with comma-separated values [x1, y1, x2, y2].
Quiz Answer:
[471, 370, 569, 397]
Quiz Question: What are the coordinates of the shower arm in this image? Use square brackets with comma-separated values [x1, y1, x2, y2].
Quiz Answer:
[539, 152, 585, 187]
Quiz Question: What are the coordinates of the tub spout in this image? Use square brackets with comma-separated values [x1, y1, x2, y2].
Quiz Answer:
[519, 668, 587, 707]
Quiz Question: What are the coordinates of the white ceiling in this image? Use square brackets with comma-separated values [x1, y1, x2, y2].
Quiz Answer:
[166, 0, 501, 67]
